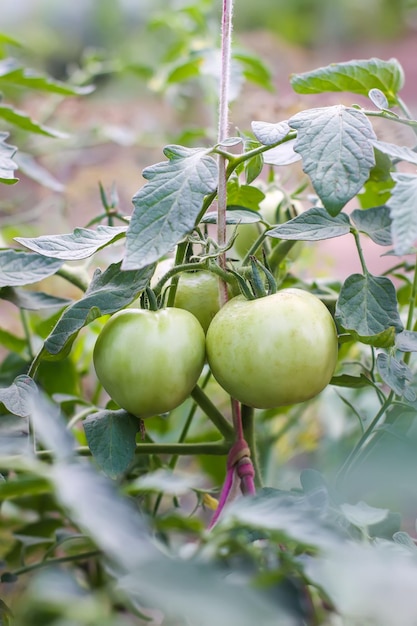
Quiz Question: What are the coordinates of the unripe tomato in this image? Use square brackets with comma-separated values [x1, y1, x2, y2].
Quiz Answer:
[206, 289, 338, 408]
[93, 308, 205, 418]
[173, 271, 220, 333]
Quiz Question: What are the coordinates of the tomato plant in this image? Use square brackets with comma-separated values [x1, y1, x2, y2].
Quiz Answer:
[206, 289, 338, 408]
[93, 307, 206, 418]
[3, 2, 417, 624]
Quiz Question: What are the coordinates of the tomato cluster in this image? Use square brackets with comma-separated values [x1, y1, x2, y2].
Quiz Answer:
[93, 270, 338, 418]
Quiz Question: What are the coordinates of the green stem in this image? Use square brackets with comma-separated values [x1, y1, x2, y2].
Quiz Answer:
[352, 229, 369, 275]
[241, 405, 263, 488]
[336, 391, 394, 486]
[268, 240, 297, 274]
[364, 108, 417, 130]
[11, 550, 101, 577]
[56, 265, 89, 292]
[166, 242, 188, 307]
[20, 309, 35, 360]
[190, 385, 234, 440]
[37, 441, 230, 459]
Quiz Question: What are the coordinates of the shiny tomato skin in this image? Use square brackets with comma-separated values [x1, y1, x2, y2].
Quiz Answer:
[93, 308, 205, 418]
[206, 289, 338, 408]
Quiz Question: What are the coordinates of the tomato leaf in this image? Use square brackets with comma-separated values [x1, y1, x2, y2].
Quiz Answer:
[267, 207, 351, 241]
[351, 206, 392, 246]
[226, 180, 265, 211]
[0, 104, 68, 138]
[0, 250, 63, 287]
[290, 58, 404, 106]
[263, 139, 301, 166]
[0, 374, 37, 417]
[372, 140, 417, 166]
[386, 174, 417, 255]
[202, 208, 261, 224]
[336, 274, 403, 343]
[14, 151, 64, 192]
[84, 409, 138, 479]
[44, 261, 154, 356]
[123, 145, 218, 270]
[288, 106, 376, 215]
[376, 353, 416, 402]
[368, 88, 390, 110]
[0, 287, 71, 310]
[0, 57, 93, 95]
[395, 330, 417, 353]
[0, 131, 18, 184]
[330, 374, 372, 388]
[15, 225, 127, 261]
[251, 120, 291, 145]
[340, 501, 389, 529]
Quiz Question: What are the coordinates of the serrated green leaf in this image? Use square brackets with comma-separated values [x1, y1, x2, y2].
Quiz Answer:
[263, 138, 301, 166]
[377, 353, 416, 401]
[251, 120, 291, 146]
[386, 173, 417, 255]
[351, 206, 392, 246]
[372, 140, 417, 166]
[289, 106, 376, 215]
[0, 250, 63, 287]
[0, 57, 93, 95]
[290, 58, 404, 106]
[43, 261, 154, 356]
[0, 104, 68, 138]
[0, 131, 18, 184]
[15, 225, 127, 261]
[335, 274, 403, 341]
[396, 330, 417, 352]
[268, 206, 351, 241]
[0, 287, 71, 310]
[123, 145, 218, 270]
[0, 374, 37, 417]
[84, 409, 138, 479]
[358, 148, 395, 209]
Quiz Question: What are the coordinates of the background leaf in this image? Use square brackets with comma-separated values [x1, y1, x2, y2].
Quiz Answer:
[335, 274, 403, 340]
[376, 353, 416, 401]
[372, 140, 417, 166]
[268, 207, 351, 241]
[0, 287, 71, 310]
[123, 145, 218, 270]
[386, 173, 417, 255]
[0, 104, 68, 138]
[0, 131, 18, 184]
[0, 57, 93, 95]
[43, 261, 154, 356]
[290, 58, 404, 106]
[16, 226, 127, 261]
[263, 139, 301, 166]
[351, 206, 392, 246]
[251, 120, 291, 145]
[84, 409, 139, 479]
[289, 106, 376, 215]
[0, 374, 37, 417]
[396, 330, 417, 352]
[0, 250, 63, 287]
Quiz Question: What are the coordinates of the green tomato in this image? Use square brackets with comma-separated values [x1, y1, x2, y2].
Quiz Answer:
[206, 288, 338, 408]
[232, 189, 302, 262]
[173, 271, 223, 333]
[93, 308, 206, 418]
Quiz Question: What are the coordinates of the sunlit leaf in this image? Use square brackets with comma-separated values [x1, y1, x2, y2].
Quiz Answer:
[386, 173, 417, 255]
[290, 58, 404, 106]
[251, 120, 291, 146]
[0, 250, 63, 287]
[268, 207, 351, 241]
[289, 106, 376, 215]
[123, 145, 218, 270]
[336, 274, 402, 342]
[16, 225, 127, 261]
